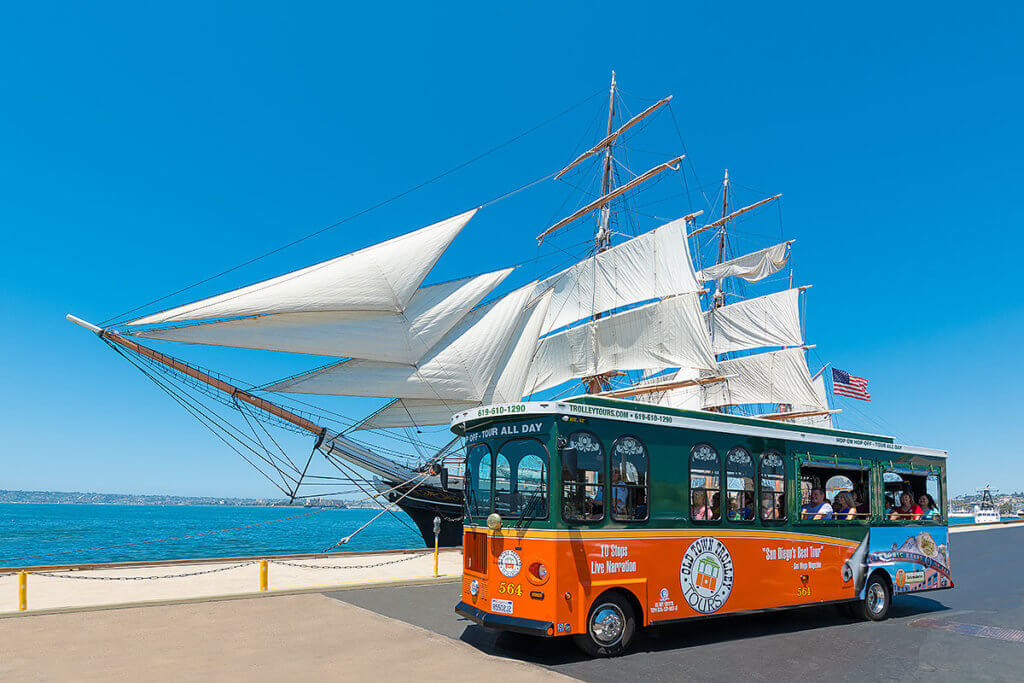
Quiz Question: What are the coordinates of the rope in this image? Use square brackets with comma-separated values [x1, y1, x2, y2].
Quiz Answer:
[322, 472, 431, 551]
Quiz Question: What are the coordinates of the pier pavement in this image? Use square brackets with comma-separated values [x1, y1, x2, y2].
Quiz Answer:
[0, 525, 1021, 681]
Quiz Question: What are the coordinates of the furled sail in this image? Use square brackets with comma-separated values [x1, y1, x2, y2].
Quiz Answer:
[356, 289, 553, 429]
[265, 282, 539, 401]
[708, 288, 803, 355]
[525, 292, 717, 394]
[129, 210, 476, 325]
[537, 216, 700, 335]
[129, 268, 511, 364]
[698, 241, 790, 283]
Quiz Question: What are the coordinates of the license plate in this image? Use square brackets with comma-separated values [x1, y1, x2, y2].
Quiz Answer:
[491, 598, 513, 614]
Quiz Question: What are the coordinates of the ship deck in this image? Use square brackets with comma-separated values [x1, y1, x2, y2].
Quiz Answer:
[1, 524, 1021, 681]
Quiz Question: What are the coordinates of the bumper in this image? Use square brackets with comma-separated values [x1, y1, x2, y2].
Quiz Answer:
[455, 601, 554, 637]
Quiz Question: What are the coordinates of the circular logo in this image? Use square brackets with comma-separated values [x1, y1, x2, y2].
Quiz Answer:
[680, 537, 734, 614]
[895, 568, 906, 588]
[497, 550, 522, 578]
[659, 588, 669, 601]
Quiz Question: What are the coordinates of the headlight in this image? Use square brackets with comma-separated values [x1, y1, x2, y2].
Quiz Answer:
[469, 579, 480, 597]
[486, 513, 502, 530]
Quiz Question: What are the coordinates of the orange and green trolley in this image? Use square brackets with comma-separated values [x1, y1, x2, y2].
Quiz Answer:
[452, 396, 951, 656]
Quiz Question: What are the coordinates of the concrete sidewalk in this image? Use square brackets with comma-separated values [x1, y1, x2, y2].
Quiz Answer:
[0, 549, 463, 614]
[0, 592, 575, 682]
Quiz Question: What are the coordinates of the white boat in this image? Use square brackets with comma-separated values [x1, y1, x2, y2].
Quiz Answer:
[973, 484, 1000, 523]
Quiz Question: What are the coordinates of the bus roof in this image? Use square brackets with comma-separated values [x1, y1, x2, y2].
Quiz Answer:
[450, 395, 947, 459]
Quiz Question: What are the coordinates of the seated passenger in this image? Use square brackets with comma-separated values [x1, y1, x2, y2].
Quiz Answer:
[710, 492, 721, 520]
[853, 485, 870, 516]
[833, 491, 856, 520]
[917, 493, 938, 519]
[740, 491, 754, 520]
[800, 487, 833, 520]
[888, 492, 922, 520]
[692, 490, 713, 520]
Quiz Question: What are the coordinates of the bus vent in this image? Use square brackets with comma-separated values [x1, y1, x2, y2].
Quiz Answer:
[464, 531, 488, 576]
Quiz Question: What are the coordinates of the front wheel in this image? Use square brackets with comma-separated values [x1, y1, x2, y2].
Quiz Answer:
[854, 574, 892, 621]
[573, 593, 636, 657]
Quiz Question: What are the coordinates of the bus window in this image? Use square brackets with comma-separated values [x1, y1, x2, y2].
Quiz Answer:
[690, 443, 720, 521]
[466, 443, 492, 516]
[726, 447, 754, 522]
[759, 451, 786, 521]
[563, 431, 605, 523]
[884, 469, 931, 521]
[801, 463, 871, 521]
[494, 438, 548, 519]
[494, 452, 512, 513]
[610, 436, 649, 522]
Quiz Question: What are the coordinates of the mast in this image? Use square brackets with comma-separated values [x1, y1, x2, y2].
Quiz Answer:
[596, 71, 617, 252]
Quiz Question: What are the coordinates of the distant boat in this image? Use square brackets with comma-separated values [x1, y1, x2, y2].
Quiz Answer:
[973, 484, 1000, 524]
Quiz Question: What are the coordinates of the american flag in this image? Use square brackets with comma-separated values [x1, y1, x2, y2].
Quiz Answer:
[832, 368, 871, 401]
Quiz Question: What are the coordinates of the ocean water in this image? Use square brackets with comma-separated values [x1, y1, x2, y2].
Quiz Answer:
[0, 504, 423, 566]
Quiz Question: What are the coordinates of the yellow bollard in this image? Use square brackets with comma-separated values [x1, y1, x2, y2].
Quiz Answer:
[18, 572, 26, 611]
[259, 560, 268, 592]
[434, 537, 439, 578]
[433, 515, 441, 578]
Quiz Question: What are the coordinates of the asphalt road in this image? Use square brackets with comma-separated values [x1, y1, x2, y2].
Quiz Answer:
[327, 526, 1024, 682]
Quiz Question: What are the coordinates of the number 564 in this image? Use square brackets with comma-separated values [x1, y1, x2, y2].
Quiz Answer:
[498, 582, 522, 596]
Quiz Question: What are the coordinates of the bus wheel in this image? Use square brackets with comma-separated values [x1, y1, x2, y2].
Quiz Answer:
[855, 574, 891, 621]
[573, 593, 636, 657]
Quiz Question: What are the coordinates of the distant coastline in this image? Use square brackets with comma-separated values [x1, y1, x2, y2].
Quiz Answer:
[0, 490, 381, 509]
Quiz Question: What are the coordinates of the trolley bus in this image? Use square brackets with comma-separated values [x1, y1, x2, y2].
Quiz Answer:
[453, 396, 951, 656]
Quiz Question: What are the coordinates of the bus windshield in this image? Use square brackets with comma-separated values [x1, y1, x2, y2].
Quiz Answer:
[464, 437, 549, 520]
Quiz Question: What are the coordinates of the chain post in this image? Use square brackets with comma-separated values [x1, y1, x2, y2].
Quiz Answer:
[433, 516, 441, 578]
[259, 559, 268, 592]
[18, 572, 26, 611]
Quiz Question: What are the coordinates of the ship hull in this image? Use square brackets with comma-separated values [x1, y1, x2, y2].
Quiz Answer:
[378, 481, 464, 547]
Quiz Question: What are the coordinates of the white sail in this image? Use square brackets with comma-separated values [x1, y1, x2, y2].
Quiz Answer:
[130, 210, 476, 325]
[788, 374, 833, 428]
[266, 282, 538, 400]
[537, 216, 700, 335]
[129, 268, 511, 364]
[708, 288, 803, 355]
[700, 347, 820, 408]
[355, 289, 553, 429]
[525, 292, 716, 394]
[649, 366, 703, 411]
[699, 241, 790, 283]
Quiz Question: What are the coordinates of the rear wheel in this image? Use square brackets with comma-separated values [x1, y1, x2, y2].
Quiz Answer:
[573, 592, 636, 657]
[854, 574, 891, 621]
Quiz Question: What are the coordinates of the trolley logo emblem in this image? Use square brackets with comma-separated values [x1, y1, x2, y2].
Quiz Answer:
[497, 550, 522, 578]
[680, 537, 734, 614]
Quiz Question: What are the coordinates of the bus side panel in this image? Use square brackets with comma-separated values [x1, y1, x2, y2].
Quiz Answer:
[865, 526, 952, 594]
[553, 529, 864, 629]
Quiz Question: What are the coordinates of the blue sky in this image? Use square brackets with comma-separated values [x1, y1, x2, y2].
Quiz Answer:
[2, 3, 1022, 498]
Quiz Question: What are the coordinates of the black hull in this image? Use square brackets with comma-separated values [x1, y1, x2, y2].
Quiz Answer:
[383, 483, 464, 547]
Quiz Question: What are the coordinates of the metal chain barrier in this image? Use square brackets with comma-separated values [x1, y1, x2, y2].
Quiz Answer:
[271, 553, 431, 571]
[33, 562, 254, 581]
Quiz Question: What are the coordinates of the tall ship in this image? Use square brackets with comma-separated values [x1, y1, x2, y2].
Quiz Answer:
[70, 74, 841, 548]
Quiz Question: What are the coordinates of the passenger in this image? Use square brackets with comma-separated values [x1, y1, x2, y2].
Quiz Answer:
[853, 485, 870, 517]
[692, 490, 712, 520]
[833, 491, 856, 520]
[800, 487, 833, 520]
[710, 492, 721, 520]
[776, 493, 786, 519]
[888, 491, 922, 520]
[741, 491, 754, 520]
[918, 493, 938, 519]
[761, 497, 775, 520]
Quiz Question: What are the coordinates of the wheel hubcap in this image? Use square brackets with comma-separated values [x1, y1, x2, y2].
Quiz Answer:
[867, 584, 886, 614]
[590, 603, 625, 646]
